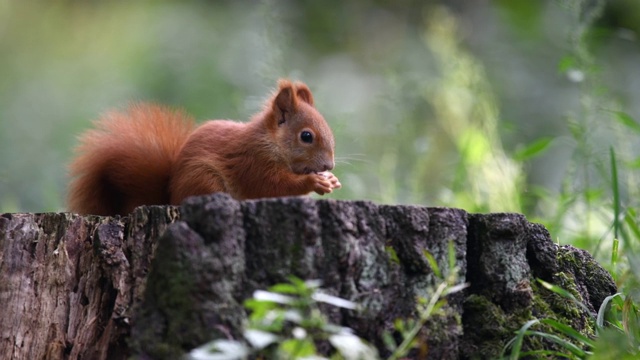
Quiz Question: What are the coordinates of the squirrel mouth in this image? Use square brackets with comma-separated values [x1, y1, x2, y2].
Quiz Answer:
[293, 162, 325, 175]
[295, 167, 317, 175]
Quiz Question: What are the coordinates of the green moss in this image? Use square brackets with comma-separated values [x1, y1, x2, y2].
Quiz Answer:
[129, 231, 204, 359]
[462, 293, 541, 358]
[529, 278, 595, 352]
[500, 269, 595, 357]
[550, 247, 598, 337]
[462, 295, 511, 359]
[424, 307, 462, 343]
[463, 271, 597, 358]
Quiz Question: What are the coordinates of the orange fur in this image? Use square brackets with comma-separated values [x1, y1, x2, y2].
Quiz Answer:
[67, 104, 194, 216]
[67, 80, 340, 216]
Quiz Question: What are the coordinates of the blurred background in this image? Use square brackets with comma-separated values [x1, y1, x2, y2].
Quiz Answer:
[1, 0, 640, 259]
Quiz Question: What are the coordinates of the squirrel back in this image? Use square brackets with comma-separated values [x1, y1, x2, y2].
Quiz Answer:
[169, 80, 339, 203]
[68, 80, 340, 216]
[67, 104, 194, 216]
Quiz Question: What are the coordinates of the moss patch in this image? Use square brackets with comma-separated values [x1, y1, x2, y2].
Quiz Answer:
[462, 268, 597, 358]
[462, 294, 532, 359]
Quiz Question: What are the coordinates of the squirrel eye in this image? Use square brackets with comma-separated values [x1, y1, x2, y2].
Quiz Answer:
[300, 131, 313, 144]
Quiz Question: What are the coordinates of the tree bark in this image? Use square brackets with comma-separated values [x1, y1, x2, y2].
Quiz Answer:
[0, 194, 616, 359]
[0, 207, 179, 359]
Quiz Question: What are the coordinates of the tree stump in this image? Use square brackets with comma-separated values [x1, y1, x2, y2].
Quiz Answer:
[0, 193, 616, 359]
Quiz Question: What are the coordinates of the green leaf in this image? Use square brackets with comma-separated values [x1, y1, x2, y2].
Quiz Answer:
[430, 299, 447, 315]
[508, 319, 540, 359]
[191, 339, 250, 359]
[519, 350, 575, 359]
[279, 338, 316, 357]
[584, 188, 604, 202]
[540, 318, 595, 347]
[622, 297, 640, 347]
[382, 331, 398, 352]
[252, 290, 295, 304]
[523, 331, 588, 357]
[394, 319, 405, 332]
[442, 283, 469, 297]
[244, 329, 279, 350]
[495, 0, 543, 36]
[624, 210, 640, 243]
[537, 279, 591, 315]
[501, 337, 517, 359]
[611, 238, 619, 280]
[423, 249, 442, 278]
[329, 332, 379, 360]
[612, 293, 625, 313]
[597, 293, 623, 330]
[514, 137, 554, 161]
[385, 246, 400, 265]
[627, 157, 640, 169]
[558, 55, 577, 74]
[244, 298, 277, 322]
[244, 298, 270, 310]
[613, 111, 640, 133]
[269, 283, 300, 295]
[312, 292, 357, 310]
[611, 147, 621, 241]
[285, 276, 309, 292]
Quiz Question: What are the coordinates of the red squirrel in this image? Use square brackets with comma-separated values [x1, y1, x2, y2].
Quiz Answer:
[67, 79, 341, 216]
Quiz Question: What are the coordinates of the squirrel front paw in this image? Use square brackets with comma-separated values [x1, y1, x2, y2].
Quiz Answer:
[320, 171, 341, 190]
[312, 172, 341, 195]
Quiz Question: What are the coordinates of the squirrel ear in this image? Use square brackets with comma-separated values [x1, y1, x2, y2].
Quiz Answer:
[295, 83, 314, 107]
[273, 80, 296, 126]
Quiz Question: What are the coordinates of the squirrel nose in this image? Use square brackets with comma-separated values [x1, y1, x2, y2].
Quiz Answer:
[322, 161, 334, 172]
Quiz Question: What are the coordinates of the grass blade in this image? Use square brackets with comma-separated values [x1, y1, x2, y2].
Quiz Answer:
[422, 250, 442, 279]
[622, 296, 640, 348]
[613, 111, 640, 133]
[514, 137, 554, 161]
[624, 209, 640, 240]
[597, 293, 622, 330]
[519, 350, 575, 358]
[610, 147, 621, 242]
[508, 319, 540, 360]
[448, 240, 456, 271]
[611, 238, 619, 282]
[537, 279, 592, 315]
[523, 331, 588, 357]
[540, 318, 595, 348]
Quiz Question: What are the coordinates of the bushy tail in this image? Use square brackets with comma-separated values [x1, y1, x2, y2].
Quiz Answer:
[67, 103, 195, 216]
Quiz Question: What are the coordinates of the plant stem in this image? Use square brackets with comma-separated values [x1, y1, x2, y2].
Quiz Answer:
[387, 281, 448, 360]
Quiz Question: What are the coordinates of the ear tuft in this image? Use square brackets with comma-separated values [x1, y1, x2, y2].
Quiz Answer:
[272, 80, 295, 126]
[294, 82, 314, 106]
[271, 79, 315, 127]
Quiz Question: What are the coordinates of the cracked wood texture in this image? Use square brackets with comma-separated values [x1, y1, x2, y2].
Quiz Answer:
[0, 207, 180, 359]
[0, 194, 616, 359]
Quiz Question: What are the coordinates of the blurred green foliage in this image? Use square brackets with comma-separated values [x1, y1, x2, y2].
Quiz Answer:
[3, 1, 640, 357]
[2, 0, 640, 258]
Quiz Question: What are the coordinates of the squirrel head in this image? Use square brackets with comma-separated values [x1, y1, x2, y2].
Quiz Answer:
[268, 79, 335, 175]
